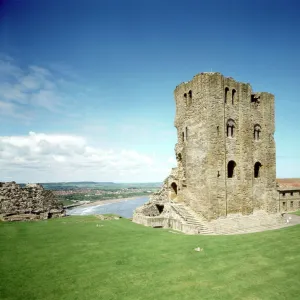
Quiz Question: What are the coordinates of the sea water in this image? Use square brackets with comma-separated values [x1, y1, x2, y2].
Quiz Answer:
[67, 196, 149, 218]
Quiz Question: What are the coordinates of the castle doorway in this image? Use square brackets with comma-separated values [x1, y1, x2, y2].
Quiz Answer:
[171, 182, 177, 194]
[169, 182, 178, 201]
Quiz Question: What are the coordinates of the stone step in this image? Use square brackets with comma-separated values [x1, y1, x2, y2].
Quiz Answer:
[169, 203, 294, 235]
[201, 216, 290, 235]
[171, 203, 214, 234]
[205, 223, 290, 235]
[185, 219, 202, 224]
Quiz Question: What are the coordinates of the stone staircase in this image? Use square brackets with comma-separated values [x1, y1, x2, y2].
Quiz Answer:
[170, 204, 300, 235]
[170, 203, 215, 234]
[202, 211, 292, 235]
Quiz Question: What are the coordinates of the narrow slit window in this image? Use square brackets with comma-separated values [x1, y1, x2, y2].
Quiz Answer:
[254, 162, 262, 178]
[187, 90, 192, 105]
[232, 89, 236, 105]
[254, 125, 261, 141]
[184, 93, 187, 105]
[225, 87, 229, 103]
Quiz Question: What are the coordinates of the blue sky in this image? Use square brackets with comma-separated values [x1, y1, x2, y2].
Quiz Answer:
[0, 0, 299, 182]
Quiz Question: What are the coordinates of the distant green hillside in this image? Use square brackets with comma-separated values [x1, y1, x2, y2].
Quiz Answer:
[19, 182, 162, 190]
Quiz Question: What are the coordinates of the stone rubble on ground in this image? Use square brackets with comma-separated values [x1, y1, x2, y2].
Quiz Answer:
[194, 247, 203, 252]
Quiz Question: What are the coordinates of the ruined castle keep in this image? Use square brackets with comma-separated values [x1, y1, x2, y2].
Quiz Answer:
[0, 182, 65, 221]
[173, 72, 277, 219]
[133, 72, 300, 234]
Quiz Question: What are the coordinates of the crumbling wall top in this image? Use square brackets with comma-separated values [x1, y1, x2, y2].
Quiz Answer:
[173, 72, 272, 96]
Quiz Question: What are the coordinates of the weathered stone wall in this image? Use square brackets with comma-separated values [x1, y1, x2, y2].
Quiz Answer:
[173, 72, 278, 220]
[0, 182, 65, 221]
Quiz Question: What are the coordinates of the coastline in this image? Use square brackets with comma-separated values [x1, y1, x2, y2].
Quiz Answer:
[79, 195, 150, 208]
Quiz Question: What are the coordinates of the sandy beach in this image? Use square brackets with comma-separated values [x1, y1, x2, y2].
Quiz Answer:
[80, 196, 149, 207]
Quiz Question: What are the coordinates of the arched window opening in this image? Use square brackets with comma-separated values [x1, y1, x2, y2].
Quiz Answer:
[171, 182, 177, 195]
[217, 126, 219, 135]
[254, 162, 262, 178]
[182, 132, 184, 142]
[254, 125, 261, 141]
[232, 89, 236, 105]
[188, 90, 192, 99]
[225, 87, 229, 103]
[185, 127, 188, 140]
[184, 93, 187, 98]
[227, 160, 236, 178]
[227, 119, 235, 138]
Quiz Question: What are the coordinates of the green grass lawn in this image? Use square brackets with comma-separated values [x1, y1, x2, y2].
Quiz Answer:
[1, 216, 300, 300]
[291, 210, 300, 216]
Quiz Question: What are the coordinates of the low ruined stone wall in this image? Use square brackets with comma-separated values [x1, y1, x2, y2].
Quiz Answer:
[132, 214, 166, 227]
[132, 213, 200, 234]
[0, 182, 65, 221]
[168, 218, 199, 234]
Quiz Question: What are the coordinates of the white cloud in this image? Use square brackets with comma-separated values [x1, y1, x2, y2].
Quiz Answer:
[0, 55, 76, 118]
[1, 82, 29, 103]
[20, 75, 42, 90]
[30, 89, 61, 111]
[0, 132, 169, 182]
[29, 65, 52, 77]
[0, 100, 30, 120]
[0, 58, 22, 79]
[48, 62, 78, 79]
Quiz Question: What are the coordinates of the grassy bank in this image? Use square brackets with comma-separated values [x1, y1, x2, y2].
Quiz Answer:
[0, 216, 300, 300]
[291, 210, 300, 216]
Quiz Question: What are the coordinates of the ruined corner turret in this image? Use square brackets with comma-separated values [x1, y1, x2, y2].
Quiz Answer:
[132, 170, 181, 226]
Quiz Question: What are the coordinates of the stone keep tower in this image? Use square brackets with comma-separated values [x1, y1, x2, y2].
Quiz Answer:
[172, 72, 278, 220]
